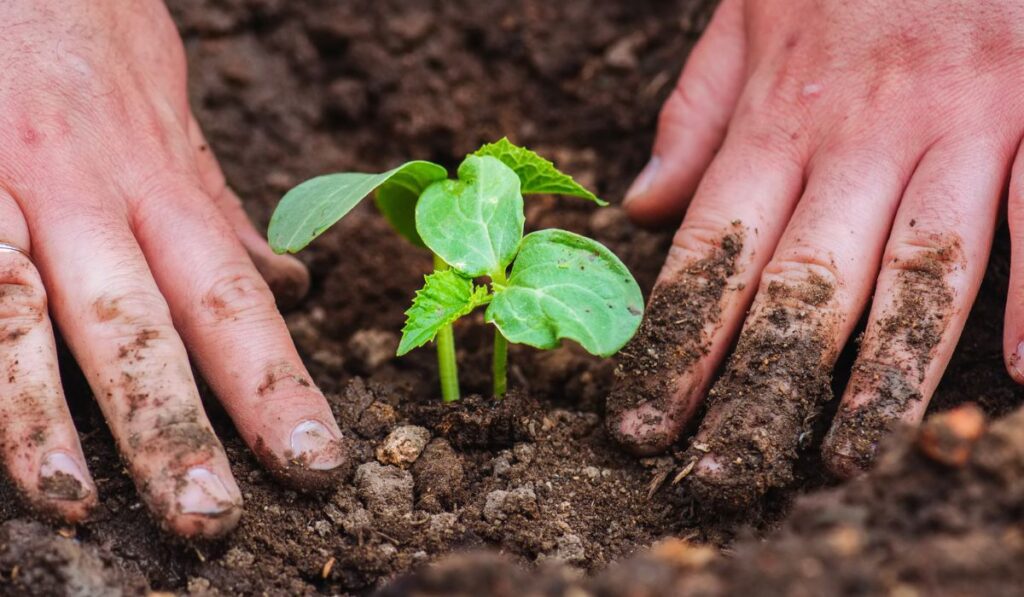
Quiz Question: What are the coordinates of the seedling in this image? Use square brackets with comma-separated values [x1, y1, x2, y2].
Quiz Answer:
[269, 139, 643, 401]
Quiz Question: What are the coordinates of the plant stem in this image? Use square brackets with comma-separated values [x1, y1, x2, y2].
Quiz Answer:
[491, 267, 509, 397]
[433, 254, 460, 403]
[492, 329, 508, 397]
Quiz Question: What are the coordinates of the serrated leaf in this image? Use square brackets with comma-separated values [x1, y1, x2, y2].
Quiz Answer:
[375, 163, 450, 247]
[269, 161, 447, 253]
[416, 155, 525, 278]
[485, 229, 642, 357]
[398, 270, 490, 356]
[474, 137, 607, 206]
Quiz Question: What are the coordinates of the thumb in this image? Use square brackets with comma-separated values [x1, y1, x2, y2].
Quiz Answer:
[625, 0, 747, 227]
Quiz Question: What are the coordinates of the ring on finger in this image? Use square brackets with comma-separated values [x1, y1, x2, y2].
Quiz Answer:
[0, 242, 31, 261]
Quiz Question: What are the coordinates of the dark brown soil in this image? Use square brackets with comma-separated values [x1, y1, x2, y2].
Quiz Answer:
[385, 404, 1024, 597]
[0, 1, 1021, 596]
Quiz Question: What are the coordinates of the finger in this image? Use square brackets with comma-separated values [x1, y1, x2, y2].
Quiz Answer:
[623, 0, 746, 226]
[188, 115, 310, 309]
[1004, 139, 1024, 383]
[607, 120, 808, 455]
[685, 141, 917, 510]
[0, 191, 96, 523]
[24, 193, 242, 538]
[824, 136, 1011, 478]
[131, 177, 347, 490]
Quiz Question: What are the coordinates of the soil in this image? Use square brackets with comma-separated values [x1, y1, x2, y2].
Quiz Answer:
[384, 404, 1024, 597]
[0, 0, 1021, 596]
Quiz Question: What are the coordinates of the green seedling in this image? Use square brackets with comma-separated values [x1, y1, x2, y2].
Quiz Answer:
[269, 138, 643, 401]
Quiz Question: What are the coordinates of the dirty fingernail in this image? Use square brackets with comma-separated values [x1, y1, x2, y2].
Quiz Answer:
[290, 420, 344, 471]
[178, 467, 235, 515]
[623, 156, 660, 205]
[39, 452, 91, 501]
[1013, 341, 1024, 380]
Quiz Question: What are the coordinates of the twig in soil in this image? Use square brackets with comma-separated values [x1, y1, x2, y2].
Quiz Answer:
[672, 460, 696, 485]
[647, 469, 670, 499]
[372, 529, 401, 545]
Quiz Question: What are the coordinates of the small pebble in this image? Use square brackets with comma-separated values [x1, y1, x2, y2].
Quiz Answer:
[377, 425, 431, 466]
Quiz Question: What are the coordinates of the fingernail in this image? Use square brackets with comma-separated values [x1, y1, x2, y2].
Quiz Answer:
[178, 467, 235, 515]
[290, 420, 345, 471]
[1013, 341, 1024, 380]
[38, 452, 91, 501]
[623, 156, 660, 205]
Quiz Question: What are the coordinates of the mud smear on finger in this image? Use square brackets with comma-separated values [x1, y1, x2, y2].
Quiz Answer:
[686, 273, 837, 511]
[826, 236, 959, 473]
[606, 226, 744, 452]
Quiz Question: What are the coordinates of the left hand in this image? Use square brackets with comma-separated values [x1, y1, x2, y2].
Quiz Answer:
[606, 0, 1024, 508]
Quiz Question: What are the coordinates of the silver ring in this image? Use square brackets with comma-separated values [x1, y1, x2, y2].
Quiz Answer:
[0, 242, 31, 260]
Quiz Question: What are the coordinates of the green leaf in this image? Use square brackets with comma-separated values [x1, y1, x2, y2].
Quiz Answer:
[398, 269, 490, 356]
[416, 155, 525, 278]
[269, 161, 447, 254]
[485, 229, 642, 357]
[474, 137, 607, 206]
[375, 163, 450, 248]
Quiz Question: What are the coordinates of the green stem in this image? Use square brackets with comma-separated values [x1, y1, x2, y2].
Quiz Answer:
[433, 254, 460, 403]
[492, 330, 508, 397]
[491, 267, 509, 397]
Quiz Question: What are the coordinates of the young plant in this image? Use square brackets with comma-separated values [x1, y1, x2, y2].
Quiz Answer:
[269, 139, 643, 401]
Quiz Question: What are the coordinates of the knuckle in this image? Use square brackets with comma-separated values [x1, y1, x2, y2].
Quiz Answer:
[89, 289, 174, 341]
[128, 408, 219, 458]
[198, 268, 277, 325]
[884, 231, 964, 275]
[0, 258, 48, 336]
[665, 216, 741, 273]
[761, 249, 842, 309]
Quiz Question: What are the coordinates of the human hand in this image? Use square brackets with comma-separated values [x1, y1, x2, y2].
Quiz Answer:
[608, 0, 1024, 507]
[0, 0, 345, 537]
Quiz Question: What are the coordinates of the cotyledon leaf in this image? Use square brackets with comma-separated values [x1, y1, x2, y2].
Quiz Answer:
[474, 137, 607, 205]
[398, 269, 491, 356]
[375, 163, 451, 248]
[269, 161, 447, 254]
[416, 155, 525, 278]
[485, 229, 643, 357]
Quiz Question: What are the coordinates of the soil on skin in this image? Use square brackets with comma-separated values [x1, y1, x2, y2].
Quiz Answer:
[684, 272, 838, 511]
[826, 234, 961, 472]
[0, 1, 1020, 596]
[606, 227, 744, 453]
